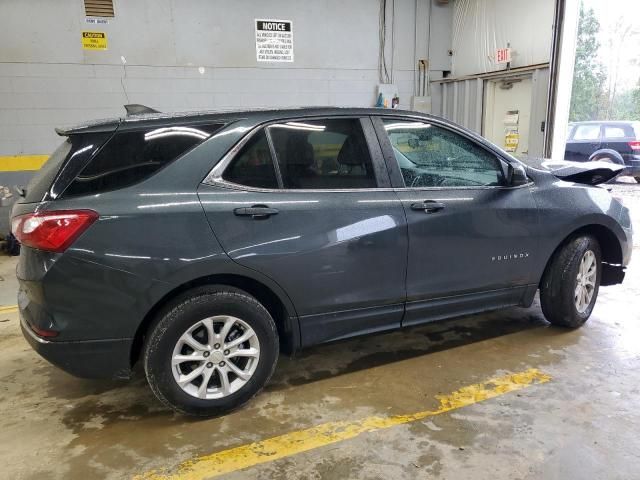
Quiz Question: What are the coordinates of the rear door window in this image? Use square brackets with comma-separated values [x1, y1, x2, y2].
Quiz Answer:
[267, 118, 377, 189]
[63, 124, 223, 197]
[222, 130, 279, 189]
[572, 124, 601, 141]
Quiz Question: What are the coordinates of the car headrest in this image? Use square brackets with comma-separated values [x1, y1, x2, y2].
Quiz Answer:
[285, 135, 314, 167]
[337, 135, 368, 166]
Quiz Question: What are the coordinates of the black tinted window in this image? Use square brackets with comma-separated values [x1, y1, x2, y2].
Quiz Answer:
[383, 120, 504, 187]
[24, 133, 110, 202]
[268, 119, 377, 189]
[223, 130, 278, 189]
[63, 124, 222, 197]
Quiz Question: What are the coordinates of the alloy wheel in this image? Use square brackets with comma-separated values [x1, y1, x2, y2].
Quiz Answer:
[574, 250, 597, 314]
[171, 316, 260, 400]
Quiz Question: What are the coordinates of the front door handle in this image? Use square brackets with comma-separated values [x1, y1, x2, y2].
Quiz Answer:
[410, 201, 445, 214]
[234, 205, 279, 219]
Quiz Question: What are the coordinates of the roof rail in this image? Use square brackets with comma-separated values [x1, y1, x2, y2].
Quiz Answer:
[124, 104, 160, 116]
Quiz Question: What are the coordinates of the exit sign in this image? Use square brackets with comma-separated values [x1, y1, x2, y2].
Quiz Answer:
[496, 48, 512, 64]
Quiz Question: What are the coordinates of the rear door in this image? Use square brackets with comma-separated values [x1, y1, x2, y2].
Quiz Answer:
[565, 123, 602, 161]
[601, 123, 636, 158]
[198, 117, 408, 346]
[373, 116, 539, 327]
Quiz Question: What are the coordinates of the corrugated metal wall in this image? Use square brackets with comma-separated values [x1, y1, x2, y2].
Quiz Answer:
[431, 66, 550, 157]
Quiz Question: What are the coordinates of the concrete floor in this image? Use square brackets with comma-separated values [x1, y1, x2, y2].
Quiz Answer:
[1, 180, 640, 480]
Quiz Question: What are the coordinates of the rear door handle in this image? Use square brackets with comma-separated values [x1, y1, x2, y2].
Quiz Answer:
[410, 201, 445, 213]
[234, 205, 279, 219]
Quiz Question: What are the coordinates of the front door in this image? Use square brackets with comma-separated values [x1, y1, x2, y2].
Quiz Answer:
[199, 117, 408, 346]
[373, 117, 540, 326]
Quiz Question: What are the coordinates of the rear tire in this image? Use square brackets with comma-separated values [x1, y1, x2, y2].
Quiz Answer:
[540, 236, 601, 328]
[143, 286, 279, 417]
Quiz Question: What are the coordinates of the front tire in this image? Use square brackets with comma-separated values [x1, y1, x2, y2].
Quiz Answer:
[634, 176, 640, 184]
[540, 236, 601, 328]
[144, 286, 279, 417]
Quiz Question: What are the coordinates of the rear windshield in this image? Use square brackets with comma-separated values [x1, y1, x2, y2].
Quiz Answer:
[62, 123, 223, 197]
[22, 133, 110, 203]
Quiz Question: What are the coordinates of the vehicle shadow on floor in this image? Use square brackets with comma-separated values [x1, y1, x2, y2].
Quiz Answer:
[42, 301, 577, 423]
[267, 305, 556, 391]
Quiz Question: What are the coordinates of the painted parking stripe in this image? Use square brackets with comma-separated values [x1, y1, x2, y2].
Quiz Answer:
[134, 368, 551, 480]
[0, 305, 18, 314]
[0, 155, 48, 171]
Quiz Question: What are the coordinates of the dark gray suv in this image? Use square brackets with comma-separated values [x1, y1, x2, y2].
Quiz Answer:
[11, 107, 632, 416]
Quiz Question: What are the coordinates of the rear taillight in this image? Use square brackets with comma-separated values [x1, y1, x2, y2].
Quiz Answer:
[11, 210, 98, 253]
[29, 323, 59, 338]
[629, 141, 640, 151]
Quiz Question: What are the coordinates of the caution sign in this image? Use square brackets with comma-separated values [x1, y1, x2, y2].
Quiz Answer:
[255, 19, 293, 62]
[81, 31, 108, 50]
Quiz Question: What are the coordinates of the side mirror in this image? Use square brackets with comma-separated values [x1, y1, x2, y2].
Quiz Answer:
[505, 163, 528, 187]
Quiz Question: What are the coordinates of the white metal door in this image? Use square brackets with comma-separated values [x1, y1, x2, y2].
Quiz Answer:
[483, 77, 533, 156]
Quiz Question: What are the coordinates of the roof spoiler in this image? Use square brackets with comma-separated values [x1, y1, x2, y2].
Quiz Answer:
[124, 104, 160, 116]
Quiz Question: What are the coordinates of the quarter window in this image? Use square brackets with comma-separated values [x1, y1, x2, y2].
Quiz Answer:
[268, 119, 377, 189]
[604, 126, 628, 139]
[222, 130, 279, 189]
[63, 124, 222, 197]
[382, 120, 504, 188]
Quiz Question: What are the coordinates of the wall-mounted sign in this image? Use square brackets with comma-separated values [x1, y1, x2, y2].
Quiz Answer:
[255, 19, 293, 62]
[496, 48, 512, 64]
[81, 31, 108, 50]
[85, 18, 109, 25]
[504, 109, 520, 152]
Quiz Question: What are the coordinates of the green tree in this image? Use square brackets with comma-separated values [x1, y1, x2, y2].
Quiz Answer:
[610, 86, 640, 121]
[569, 3, 607, 121]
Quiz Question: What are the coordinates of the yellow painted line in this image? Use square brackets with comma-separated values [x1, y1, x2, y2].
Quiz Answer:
[0, 155, 49, 172]
[134, 368, 551, 480]
[0, 305, 18, 314]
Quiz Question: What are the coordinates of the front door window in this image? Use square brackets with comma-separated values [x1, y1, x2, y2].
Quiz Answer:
[382, 120, 505, 188]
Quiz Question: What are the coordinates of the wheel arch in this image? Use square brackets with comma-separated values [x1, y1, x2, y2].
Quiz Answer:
[589, 149, 625, 165]
[130, 273, 301, 368]
[538, 223, 623, 289]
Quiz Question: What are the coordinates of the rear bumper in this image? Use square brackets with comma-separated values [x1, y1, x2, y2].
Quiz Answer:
[622, 155, 640, 176]
[21, 315, 133, 379]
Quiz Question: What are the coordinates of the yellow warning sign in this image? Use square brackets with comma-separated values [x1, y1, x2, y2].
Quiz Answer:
[504, 132, 520, 153]
[81, 31, 107, 50]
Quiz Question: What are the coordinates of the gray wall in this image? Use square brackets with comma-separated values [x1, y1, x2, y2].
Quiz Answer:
[451, 0, 555, 77]
[0, 0, 446, 156]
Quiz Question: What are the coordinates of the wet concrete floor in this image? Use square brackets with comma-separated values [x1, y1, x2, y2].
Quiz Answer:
[1, 180, 640, 479]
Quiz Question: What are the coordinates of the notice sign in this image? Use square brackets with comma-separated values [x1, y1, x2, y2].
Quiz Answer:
[255, 19, 293, 62]
[82, 31, 107, 50]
